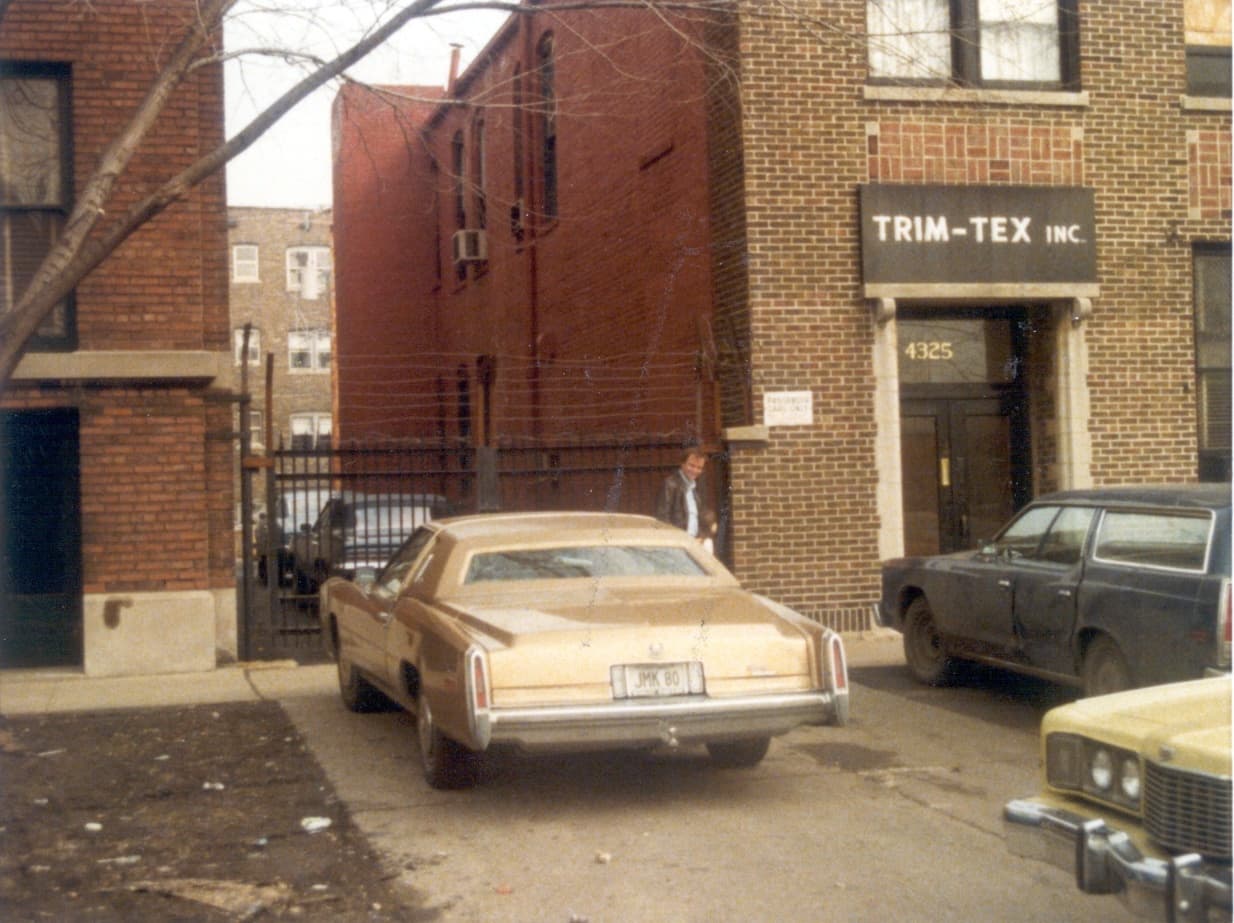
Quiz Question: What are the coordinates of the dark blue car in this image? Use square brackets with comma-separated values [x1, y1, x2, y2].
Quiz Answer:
[878, 484, 1231, 696]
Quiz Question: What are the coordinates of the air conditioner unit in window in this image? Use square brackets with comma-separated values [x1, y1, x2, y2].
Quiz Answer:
[452, 229, 488, 264]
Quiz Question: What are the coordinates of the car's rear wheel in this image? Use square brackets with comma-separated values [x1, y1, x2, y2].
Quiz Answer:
[707, 737, 771, 769]
[903, 597, 954, 686]
[1082, 636, 1131, 698]
[337, 646, 385, 713]
[416, 696, 480, 789]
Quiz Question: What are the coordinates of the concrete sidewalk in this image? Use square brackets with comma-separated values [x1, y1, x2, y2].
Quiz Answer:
[0, 630, 904, 717]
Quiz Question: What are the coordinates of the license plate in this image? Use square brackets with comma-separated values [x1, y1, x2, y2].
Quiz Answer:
[618, 663, 692, 698]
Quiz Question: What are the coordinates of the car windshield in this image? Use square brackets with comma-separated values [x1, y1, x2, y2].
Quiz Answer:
[464, 545, 708, 583]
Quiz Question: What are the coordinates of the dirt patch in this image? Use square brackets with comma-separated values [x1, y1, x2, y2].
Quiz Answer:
[0, 701, 429, 921]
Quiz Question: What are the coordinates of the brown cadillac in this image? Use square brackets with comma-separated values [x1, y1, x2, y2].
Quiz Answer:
[320, 512, 850, 788]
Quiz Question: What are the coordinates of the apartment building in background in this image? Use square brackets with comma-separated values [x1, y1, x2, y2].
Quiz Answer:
[228, 207, 334, 462]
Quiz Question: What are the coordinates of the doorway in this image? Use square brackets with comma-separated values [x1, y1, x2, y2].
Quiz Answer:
[0, 409, 83, 668]
[898, 311, 1031, 556]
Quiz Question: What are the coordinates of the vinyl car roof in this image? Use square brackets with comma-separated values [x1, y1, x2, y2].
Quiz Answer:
[1036, 483, 1230, 511]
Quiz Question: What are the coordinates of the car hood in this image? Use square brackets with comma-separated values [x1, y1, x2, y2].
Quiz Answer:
[1044, 676, 1232, 773]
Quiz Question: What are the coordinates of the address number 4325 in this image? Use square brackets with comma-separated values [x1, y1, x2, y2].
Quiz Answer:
[904, 341, 954, 361]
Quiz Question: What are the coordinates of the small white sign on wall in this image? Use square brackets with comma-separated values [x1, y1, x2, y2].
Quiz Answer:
[763, 390, 814, 427]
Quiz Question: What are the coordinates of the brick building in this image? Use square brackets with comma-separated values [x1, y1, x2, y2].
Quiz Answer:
[1, 2, 235, 673]
[228, 206, 334, 457]
[332, 1, 1230, 629]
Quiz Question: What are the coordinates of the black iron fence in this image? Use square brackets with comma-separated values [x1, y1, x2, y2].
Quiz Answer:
[239, 438, 717, 661]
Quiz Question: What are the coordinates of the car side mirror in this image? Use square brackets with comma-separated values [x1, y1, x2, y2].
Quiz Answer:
[300, 523, 311, 534]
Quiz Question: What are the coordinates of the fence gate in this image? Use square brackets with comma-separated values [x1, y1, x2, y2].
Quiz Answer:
[238, 439, 721, 662]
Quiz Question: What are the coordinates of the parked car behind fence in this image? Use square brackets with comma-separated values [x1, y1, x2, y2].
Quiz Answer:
[291, 492, 448, 593]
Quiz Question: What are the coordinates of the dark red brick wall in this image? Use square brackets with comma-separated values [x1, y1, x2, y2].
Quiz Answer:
[333, 9, 718, 446]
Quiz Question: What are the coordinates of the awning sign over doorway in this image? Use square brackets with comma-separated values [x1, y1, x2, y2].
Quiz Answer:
[859, 185, 1097, 290]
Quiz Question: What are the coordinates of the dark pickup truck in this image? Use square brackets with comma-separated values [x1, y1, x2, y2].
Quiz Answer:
[878, 484, 1231, 696]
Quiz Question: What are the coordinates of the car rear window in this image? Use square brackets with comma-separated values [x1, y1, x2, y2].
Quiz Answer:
[464, 545, 708, 583]
[1092, 510, 1213, 572]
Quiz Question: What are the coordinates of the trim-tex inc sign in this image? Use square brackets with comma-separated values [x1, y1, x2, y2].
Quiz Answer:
[859, 185, 1097, 295]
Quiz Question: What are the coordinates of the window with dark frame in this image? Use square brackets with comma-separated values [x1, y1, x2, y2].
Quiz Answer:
[866, 0, 1080, 90]
[1194, 244, 1232, 483]
[511, 68, 527, 243]
[0, 62, 74, 349]
[473, 116, 487, 231]
[452, 131, 466, 281]
[1185, 0, 1232, 97]
[537, 33, 558, 221]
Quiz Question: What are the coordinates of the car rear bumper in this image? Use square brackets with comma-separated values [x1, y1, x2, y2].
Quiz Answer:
[1004, 798, 1232, 922]
[478, 689, 847, 752]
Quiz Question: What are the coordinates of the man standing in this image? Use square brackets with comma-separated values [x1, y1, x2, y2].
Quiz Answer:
[655, 447, 714, 543]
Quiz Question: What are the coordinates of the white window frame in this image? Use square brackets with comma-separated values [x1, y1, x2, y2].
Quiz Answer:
[232, 244, 259, 283]
[290, 412, 332, 450]
[288, 328, 330, 373]
[286, 246, 332, 299]
[866, 0, 1078, 88]
[233, 327, 261, 365]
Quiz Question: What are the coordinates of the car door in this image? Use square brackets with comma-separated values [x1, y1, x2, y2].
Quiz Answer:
[339, 526, 436, 679]
[1009, 505, 1095, 676]
[935, 504, 1063, 654]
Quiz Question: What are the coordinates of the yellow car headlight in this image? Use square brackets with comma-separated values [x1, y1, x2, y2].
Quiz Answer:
[1045, 733, 1142, 812]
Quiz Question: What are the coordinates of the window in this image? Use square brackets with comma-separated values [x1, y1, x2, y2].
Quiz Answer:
[289, 412, 331, 450]
[1094, 511, 1213, 573]
[993, 504, 1058, 557]
[1194, 245, 1231, 482]
[0, 63, 73, 348]
[1036, 506, 1095, 566]
[232, 244, 259, 283]
[866, 0, 1079, 89]
[537, 34, 558, 219]
[285, 246, 331, 299]
[233, 327, 261, 365]
[464, 545, 707, 584]
[452, 131, 466, 230]
[246, 408, 264, 448]
[288, 328, 330, 372]
[473, 116, 487, 231]
[451, 131, 466, 282]
[1185, 0, 1232, 97]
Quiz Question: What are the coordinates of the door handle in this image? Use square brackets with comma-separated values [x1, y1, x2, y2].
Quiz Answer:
[1057, 589, 1073, 598]
[997, 579, 1012, 589]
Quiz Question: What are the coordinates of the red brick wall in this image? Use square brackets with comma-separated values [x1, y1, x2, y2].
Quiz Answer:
[332, 83, 447, 443]
[333, 10, 718, 447]
[1, 0, 232, 596]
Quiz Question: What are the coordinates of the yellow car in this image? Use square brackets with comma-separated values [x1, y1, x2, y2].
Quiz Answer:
[320, 512, 850, 788]
[1005, 675, 1232, 921]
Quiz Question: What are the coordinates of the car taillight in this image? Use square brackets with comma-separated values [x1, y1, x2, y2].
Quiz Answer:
[829, 635, 848, 692]
[472, 653, 489, 710]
